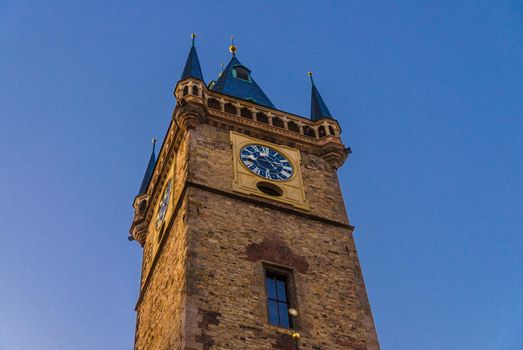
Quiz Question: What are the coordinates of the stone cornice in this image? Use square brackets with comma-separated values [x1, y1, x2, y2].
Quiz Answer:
[175, 78, 349, 168]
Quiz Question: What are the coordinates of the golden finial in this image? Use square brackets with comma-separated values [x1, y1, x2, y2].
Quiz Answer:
[229, 35, 237, 55]
[191, 33, 196, 46]
[308, 71, 314, 84]
[292, 332, 301, 342]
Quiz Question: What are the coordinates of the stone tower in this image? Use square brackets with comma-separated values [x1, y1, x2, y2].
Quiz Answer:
[129, 36, 380, 350]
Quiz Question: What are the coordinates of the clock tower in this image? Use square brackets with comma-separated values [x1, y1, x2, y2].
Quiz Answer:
[129, 36, 380, 350]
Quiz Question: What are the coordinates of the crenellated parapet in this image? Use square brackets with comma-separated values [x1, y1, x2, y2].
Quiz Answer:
[175, 77, 349, 168]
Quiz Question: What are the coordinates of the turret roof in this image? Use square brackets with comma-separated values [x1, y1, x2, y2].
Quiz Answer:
[180, 35, 204, 81]
[137, 140, 156, 195]
[210, 55, 275, 108]
[309, 73, 333, 121]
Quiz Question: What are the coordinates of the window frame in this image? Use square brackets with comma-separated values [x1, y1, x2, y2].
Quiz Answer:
[263, 265, 297, 330]
[232, 65, 253, 83]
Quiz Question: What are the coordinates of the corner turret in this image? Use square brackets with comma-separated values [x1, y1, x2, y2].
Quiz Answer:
[309, 72, 333, 121]
[137, 139, 156, 195]
[180, 34, 204, 81]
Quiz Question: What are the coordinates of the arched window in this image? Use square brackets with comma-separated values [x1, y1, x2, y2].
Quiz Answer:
[256, 112, 269, 124]
[318, 125, 327, 137]
[303, 125, 316, 138]
[240, 107, 253, 119]
[288, 121, 300, 133]
[192, 85, 199, 96]
[224, 103, 237, 115]
[272, 117, 284, 128]
[207, 98, 221, 110]
[183, 86, 189, 96]
[328, 125, 336, 136]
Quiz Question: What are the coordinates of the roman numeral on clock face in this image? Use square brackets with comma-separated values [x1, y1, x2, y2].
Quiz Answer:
[240, 144, 294, 181]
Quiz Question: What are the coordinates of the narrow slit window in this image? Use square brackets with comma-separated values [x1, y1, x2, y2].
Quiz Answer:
[265, 270, 293, 329]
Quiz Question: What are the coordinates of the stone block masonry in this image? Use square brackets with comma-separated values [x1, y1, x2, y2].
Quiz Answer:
[133, 121, 379, 349]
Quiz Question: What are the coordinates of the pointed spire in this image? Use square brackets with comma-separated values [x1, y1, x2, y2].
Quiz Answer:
[309, 72, 333, 121]
[180, 34, 204, 81]
[210, 39, 275, 108]
[138, 139, 156, 195]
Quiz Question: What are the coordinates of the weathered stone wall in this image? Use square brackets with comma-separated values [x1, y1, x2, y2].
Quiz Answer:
[140, 131, 190, 289]
[134, 197, 188, 350]
[183, 187, 378, 349]
[133, 122, 379, 349]
[177, 124, 378, 349]
[188, 124, 349, 224]
[134, 132, 191, 349]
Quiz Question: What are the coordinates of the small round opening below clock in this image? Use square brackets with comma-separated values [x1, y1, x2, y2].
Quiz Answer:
[256, 181, 284, 197]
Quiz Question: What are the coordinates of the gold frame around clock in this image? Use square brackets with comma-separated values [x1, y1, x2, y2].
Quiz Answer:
[230, 131, 309, 210]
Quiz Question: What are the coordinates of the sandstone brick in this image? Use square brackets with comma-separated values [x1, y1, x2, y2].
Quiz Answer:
[131, 90, 379, 349]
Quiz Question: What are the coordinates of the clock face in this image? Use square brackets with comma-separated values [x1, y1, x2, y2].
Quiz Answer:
[240, 144, 294, 181]
[156, 180, 172, 229]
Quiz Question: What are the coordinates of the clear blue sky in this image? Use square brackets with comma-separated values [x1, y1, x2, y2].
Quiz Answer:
[1, 1, 522, 349]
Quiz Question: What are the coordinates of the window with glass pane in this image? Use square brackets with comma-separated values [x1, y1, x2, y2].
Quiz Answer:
[265, 270, 292, 328]
[234, 66, 250, 81]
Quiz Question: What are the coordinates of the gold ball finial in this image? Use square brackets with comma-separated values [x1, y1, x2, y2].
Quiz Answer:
[191, 33, 196, 39]
[292, 332, 301, 342]
[229, 35, 237, 55]
[308, 71, 313, 77]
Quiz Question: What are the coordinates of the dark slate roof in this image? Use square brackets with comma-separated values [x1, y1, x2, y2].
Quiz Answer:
[210, 56, 275, 108]
[138, 140, 156, 195]
[180, 40, 204, 81]
[310, 76, 333, 120]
